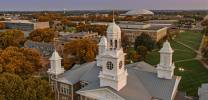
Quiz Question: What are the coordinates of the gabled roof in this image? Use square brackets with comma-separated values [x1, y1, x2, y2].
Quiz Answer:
[57, 62, 96, 84]
[60, 61, 180, 100]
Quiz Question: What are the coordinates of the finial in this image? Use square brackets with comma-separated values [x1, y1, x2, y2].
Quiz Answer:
[113, 10, 115, 23]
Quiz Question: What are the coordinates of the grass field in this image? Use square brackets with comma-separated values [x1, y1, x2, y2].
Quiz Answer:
[145, 31, 207, 96]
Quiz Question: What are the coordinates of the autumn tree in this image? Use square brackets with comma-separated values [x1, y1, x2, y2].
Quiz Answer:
[0, 47, 42, 76]
[64, 39, 98, 69]
[0, 73, 24, 100]
[23, 77, 53, 100]
[0, 22, 5, 29]
[134, 33, 156, 51]
[0, 29, 24, 49]
[28, 28, 55, 42]
[0, 73, 53, 100]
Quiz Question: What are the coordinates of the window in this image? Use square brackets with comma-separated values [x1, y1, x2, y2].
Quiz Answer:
[60, 84, 70, 95]
[115, 40, 117, 49]
[80, 81, 88, 88]
[110, 40, 113, 50]
[119, 61, 123, 69]
[107, 61, 113, 70]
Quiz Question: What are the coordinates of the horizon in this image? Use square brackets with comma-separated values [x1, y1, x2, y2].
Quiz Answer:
[0, 0, 208, 11]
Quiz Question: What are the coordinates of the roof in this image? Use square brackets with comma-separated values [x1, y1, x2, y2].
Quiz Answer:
[50, 50, 62, 60]
[98, 36, 107, 46]
[57, 62, 97, 84]
[107, 21, 121, 34]
[124, 9, 154, 16]
[198, 84, 208, 100]
[57, 61, 180, 100]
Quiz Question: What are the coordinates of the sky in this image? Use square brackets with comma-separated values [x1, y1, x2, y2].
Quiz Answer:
[0, 0, 208, 11]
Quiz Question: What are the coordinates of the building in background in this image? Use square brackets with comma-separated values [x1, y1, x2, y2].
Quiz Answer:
[59, 31, 99, 42]
[1, 20, 49, 31]
[122, 9, 154, 16]
[120, 21, 168, 43]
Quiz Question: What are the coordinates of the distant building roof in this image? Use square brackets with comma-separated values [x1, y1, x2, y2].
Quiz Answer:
[123, 9, 154, 16]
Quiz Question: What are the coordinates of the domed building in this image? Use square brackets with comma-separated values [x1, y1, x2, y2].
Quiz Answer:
[123, 9, 154, 16]
[47, 18, 181, 100]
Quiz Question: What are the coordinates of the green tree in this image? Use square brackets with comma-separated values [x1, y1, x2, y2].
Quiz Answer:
[0, 29, 24, 49]
[28, 28, 55, 42]
[137, 46, 148, 60]
[121, 33, 131, 52]
[134, 33, 155, 51]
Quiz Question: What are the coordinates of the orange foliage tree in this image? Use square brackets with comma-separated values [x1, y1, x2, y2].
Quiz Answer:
[0, 29, 24, 49]
[0, 47, 42, 76]
[64, 39, 98, 69]
[28, 28, 55, 42]
[0, 22, 5, 29]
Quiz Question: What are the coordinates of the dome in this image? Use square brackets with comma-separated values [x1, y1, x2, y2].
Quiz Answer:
[159, 40, 173, 53]
[99, 36, 107, 46]
[107, 21, 121, 34]
[124, 9, 154, 16]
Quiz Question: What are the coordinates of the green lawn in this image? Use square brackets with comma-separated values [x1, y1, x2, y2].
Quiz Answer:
[145, 31, 207, 96]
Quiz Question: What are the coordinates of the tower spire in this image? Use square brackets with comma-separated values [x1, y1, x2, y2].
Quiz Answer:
[113, 10, 115, 23]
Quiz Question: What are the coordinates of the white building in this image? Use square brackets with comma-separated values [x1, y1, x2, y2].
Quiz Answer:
[47, 18, 181, 100]
[122, 9, 154, 16]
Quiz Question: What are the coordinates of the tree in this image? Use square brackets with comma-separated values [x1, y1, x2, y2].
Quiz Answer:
[0, 73, 53, 100]
[0, 47, 42, 76]
[28, 28, 55, 42]
[23, 77, 53, 100]
[0, 22, 5, 29]
[201, 20, 208, 27]
[0, 73, 24, 100]
[134, 33, 156, 51]
[121, 33, 131, 52]
[137, 46, 148, 60]
[64, 39, 98, 69]
[0, 29, 24, 49]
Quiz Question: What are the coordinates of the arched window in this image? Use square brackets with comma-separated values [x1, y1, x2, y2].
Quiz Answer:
[115, 40, 117, 49]
[110, 40, 113, 50]
[106, 61, 113, 70]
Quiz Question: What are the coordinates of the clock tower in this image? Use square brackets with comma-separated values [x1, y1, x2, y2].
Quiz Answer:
[97, 19, 128, 91]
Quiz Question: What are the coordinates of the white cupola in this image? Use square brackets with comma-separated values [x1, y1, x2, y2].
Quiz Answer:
[157, 40, 175, 79]
[97, 18, 128, 91]
[47, 50, 65, 76]
[98, 36, 107, 55]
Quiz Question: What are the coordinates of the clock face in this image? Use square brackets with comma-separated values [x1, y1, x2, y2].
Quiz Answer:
[107, 61, 113, 70]
[119, 61, 122, 69]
